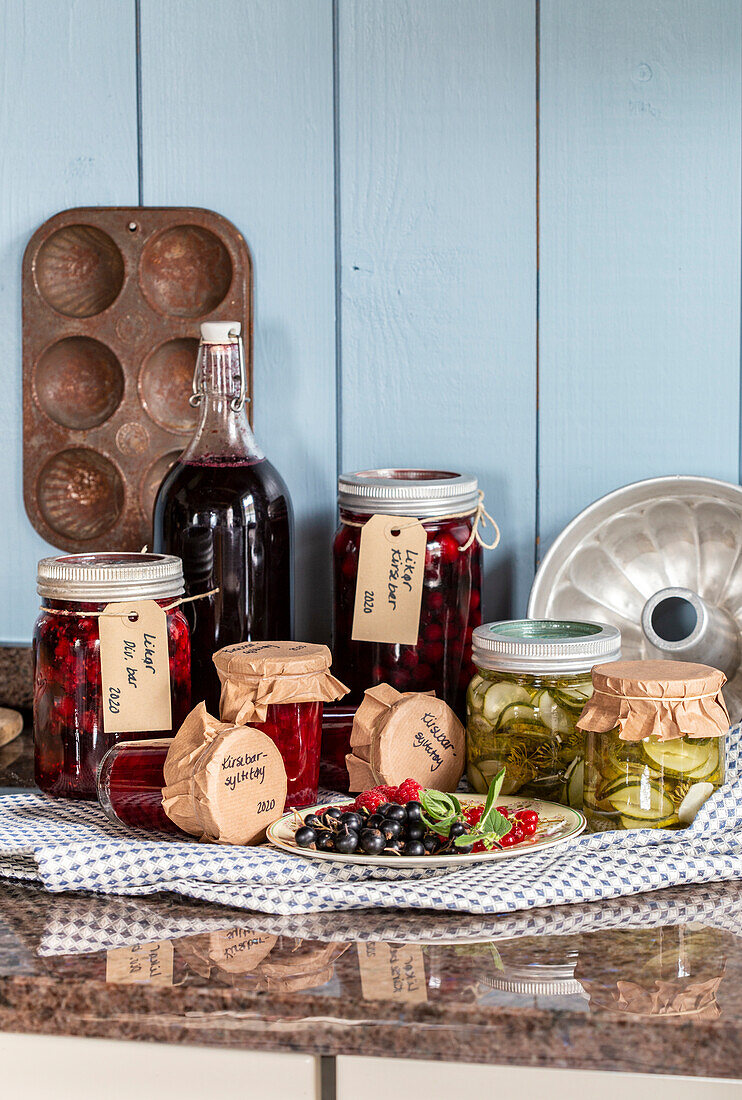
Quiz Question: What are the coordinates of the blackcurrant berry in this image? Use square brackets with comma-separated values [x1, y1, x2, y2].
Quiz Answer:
[304, 814, 322, 829]
[423, 834, 440, 854]
[294, 826, 316, 848]
[377, 803, 396, 817]
[335, 832, 359, 855]
[317, 834, 336, 851]
[384, 804, 407, 822]
[360, 828, 386, 855]
[455, 842, 474, 854]
[381, 819, 402, 838]
[340, 812, 363, 831]
[404, 840, 426, 857]
[322, 807, 343, 822]
[367, 813, 385, 829]
[405, 823, 424, 841]
[405, 801, 423, 822]
[449, 821, 468, 839]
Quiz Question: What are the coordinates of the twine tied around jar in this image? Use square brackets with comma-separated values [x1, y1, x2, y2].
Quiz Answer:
[342, 490, 500, 550]
[39, 588, 220, 622]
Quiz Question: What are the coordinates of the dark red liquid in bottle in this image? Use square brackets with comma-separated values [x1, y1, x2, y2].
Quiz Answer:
[154, 456, 292, 711]
[98, 739, 182, 834]
[153, 332, 293, 712]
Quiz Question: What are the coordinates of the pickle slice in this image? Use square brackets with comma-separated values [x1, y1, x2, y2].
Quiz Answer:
[607, 781, 674, 820]
[467, 762, 487, 794]
[482, 682, 531, 723]
[642, 738, 711, 777]
[496, 702, 540, 729]
[619, 812, 679, 830]
[684, 741, 720, 780]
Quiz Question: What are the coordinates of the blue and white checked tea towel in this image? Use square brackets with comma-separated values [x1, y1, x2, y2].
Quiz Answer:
[0, 727, 740, 917]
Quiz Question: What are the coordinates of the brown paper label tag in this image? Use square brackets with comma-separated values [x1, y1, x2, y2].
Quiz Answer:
[99, 600, 172, 734]
[106, 940, 174, 985]
[351, 515, 427, 645]
[358, 942, 427, 1003]
[207, 928, 278, 973]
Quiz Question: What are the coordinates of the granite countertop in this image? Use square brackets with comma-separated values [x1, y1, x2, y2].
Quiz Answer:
[1, 728, 742, 1077]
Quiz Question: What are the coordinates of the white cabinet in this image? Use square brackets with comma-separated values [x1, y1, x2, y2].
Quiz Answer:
[337, 1056, 742, 1099]
[0, 1033, 320, 1100]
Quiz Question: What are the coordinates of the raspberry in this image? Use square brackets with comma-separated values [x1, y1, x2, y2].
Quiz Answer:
[394, 778, 423, 804]
[353, 786, 394, 814]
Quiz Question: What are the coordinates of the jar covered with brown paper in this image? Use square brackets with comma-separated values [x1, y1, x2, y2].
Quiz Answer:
[580, 661, 728, 831]
[213, 642, 348, 808]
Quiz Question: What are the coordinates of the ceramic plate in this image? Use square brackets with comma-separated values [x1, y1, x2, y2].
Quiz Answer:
[266, 794, 586, 868]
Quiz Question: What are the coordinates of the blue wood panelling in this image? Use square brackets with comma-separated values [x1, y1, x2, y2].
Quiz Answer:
[336, 0, 537, 619]
[0, 0, 138, 642]
[538, 0, 742, 559]
[1, 1, 741, 644]
[139, 0, 337, 642]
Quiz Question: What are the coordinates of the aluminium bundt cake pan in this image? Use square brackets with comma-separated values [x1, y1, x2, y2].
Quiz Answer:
[528, 476, 742, 721]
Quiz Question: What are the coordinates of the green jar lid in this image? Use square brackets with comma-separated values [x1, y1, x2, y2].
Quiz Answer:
[472, 619, 621, 675]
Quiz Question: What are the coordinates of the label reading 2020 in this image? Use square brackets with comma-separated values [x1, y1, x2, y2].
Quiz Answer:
[99, 599, 172, 734]
[351, 514, 428, 645]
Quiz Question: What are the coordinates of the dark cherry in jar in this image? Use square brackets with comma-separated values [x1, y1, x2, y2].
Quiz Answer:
[332, 471, 483, 713]
[33, 553, 191, 801]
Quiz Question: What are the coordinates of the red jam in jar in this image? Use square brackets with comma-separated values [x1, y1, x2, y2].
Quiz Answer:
[33, 554, 191, 800]
[213, 641, 348, 809]
[97, 738, 179, 834]
[250, 702, 322, 809]
[333, 470, 484, 711]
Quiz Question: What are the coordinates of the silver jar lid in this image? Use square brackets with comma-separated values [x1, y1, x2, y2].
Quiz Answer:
[338, 469, 478, 518]
[37, 553, 185, 602]
[472, 619, 621, 675]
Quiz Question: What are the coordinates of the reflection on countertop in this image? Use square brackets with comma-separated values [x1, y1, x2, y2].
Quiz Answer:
[0, 878, 741, 1077]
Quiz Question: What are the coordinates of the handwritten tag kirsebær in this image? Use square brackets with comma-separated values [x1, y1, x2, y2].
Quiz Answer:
[106, 940, 174, 986]
[99, 599, 172, 734]
[351, 514, 427, 645]
[358, 942, 428, 1004]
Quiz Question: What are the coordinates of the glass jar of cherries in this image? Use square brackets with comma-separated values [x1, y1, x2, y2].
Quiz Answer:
[33, 554, 192, 800]
[332, 469, 490, 712]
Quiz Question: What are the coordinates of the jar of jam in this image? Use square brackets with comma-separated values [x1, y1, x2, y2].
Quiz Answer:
[580, 660, 728, 831]
[466, 620, 621, 806]
[33, 553, 191, 800]
[97, 703, 288, 843]
[333, 469, 492, 711]
[213, 642, 348, 809]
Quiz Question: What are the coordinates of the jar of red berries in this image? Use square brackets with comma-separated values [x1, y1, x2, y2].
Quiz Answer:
[33, 553, 192, 800]
[333, 469, 495, 712]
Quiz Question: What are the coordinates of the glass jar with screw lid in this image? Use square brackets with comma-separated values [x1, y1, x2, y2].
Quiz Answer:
[466, 620, 621, 807]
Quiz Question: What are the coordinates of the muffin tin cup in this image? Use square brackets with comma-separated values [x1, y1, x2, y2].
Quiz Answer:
[23, 207, 253, 552]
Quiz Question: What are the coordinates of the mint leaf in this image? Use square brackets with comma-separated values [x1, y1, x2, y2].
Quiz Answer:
[420, 790, 458, 820]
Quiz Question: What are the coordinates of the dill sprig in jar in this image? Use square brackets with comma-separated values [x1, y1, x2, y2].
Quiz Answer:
[466, 620, 621, 807]
[580, 660, 728, 831]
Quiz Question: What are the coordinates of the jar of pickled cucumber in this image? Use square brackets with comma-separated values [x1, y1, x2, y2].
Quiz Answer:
[466, 620, 621, 806]
[580, 661, 729, 831]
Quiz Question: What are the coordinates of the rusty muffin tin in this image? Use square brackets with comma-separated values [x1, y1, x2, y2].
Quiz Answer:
[23, 207, 253, 551]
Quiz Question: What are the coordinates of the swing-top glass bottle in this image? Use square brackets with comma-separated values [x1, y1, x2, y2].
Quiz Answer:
[153, 322, 294, 711]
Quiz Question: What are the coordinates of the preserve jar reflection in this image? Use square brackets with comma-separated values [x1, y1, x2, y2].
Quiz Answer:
[33, 554, 191, 801]
[333, 470, 483, 712]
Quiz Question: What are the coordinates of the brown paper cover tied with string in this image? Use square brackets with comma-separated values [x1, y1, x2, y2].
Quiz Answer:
[576, 660, 730, 742]
[346, 684, 465, 791]
[213, 641, 349, 724]
[161, 702, 288, 844]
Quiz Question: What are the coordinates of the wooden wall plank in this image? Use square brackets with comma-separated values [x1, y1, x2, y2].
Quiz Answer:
[538, 0, 742, 557]
[337, 0, 538, 618]
[139, 0, 336, 641]
[0, 0, 138, 642]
